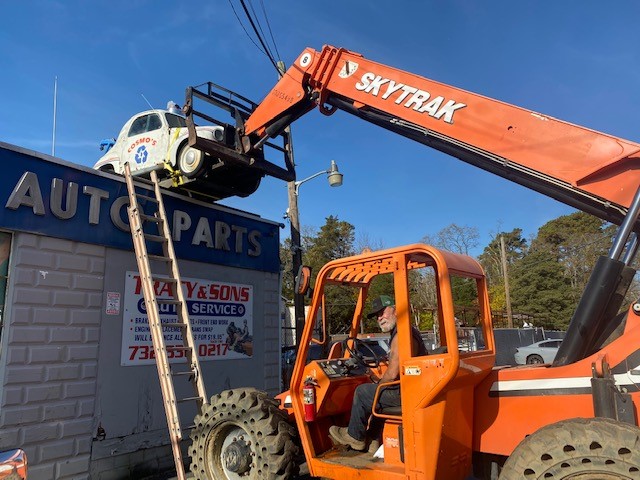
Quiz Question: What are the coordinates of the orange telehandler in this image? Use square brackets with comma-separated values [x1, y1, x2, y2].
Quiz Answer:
[183, 46, 640, 479]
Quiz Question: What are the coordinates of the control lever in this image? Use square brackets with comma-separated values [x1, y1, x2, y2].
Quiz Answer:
[344, 357, 360, 369]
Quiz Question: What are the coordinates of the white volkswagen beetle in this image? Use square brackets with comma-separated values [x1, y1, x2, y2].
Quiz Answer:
[94, 103, 262, 200]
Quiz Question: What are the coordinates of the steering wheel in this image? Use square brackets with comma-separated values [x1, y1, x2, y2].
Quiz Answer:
[342, 337, 381, 369]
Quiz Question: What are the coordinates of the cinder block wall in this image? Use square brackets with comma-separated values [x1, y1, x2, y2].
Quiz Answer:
[0, 233, 105, 480]
[0, 232, 282, 479]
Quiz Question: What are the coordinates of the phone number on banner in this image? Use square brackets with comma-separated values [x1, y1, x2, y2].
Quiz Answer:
[128, 343, 230, 361]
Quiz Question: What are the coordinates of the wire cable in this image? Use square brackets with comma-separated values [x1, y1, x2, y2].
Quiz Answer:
[238, 0, 280, 73]
[246, 0, 276, 62]
[259, 0, 281, 62]
[227, 0, 271, 59]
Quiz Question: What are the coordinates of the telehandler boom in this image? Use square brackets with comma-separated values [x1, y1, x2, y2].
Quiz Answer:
[185, 46, 640, 480]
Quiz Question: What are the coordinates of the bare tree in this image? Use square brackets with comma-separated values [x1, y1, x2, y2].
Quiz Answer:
[355, 232, 386, 254]
[421, 224, 479, 255]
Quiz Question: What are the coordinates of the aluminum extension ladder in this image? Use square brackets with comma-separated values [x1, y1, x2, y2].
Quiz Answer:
[124, 163, 208, 480]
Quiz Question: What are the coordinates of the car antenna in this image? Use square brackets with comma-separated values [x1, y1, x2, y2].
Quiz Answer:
[141, 93, 156, 111]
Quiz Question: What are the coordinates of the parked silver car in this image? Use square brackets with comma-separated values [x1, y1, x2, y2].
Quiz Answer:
[514, 339, 562, 365]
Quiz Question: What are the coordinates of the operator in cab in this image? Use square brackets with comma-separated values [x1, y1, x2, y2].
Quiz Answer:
[329, 295, 427, 452]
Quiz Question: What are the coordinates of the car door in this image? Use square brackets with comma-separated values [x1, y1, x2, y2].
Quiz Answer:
[540, 340, 561, 363]
[125, 113, 169, 173]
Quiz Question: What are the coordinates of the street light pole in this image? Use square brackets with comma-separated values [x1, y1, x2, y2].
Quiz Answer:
[287, 161, 343, 346]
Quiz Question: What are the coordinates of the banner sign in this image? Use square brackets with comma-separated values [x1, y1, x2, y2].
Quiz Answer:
[121, 271, 253, 366]
[0, 143, 280, 273]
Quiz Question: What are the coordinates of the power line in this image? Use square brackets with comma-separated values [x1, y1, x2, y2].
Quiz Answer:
[246, 0, 276, 62]
[227, 0, 272, 62]
[259, 0, 281, 61]
[238, 0, 280, 73]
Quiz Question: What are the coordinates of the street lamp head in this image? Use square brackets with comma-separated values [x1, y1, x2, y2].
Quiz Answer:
[294, 160, 344, 195]
[327, 160, 343, 187]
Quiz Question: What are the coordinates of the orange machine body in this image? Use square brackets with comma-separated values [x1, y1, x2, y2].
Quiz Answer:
[185, 44, 640, 479]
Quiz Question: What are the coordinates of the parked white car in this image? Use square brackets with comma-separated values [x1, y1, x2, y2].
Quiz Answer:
[94, 104, 262, 200]
[514, 339, 562, 365]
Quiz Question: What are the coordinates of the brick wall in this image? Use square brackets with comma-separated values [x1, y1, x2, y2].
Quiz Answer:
[0, 233, 105, 480]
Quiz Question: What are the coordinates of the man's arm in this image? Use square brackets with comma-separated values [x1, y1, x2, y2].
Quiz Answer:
[378, 335, 399, 384]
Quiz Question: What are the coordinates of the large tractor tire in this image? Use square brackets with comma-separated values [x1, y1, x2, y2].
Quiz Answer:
[499, 417, 640, 479]
[189, 388, 299, 480]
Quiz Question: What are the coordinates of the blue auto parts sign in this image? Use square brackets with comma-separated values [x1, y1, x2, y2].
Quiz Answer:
[0, 143, 280, 273]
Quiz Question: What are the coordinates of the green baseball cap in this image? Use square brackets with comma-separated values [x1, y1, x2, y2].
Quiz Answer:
[367, 295, 394, 318]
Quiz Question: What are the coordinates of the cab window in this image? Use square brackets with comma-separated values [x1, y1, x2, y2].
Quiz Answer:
[450, 275, 485, 351]
[128, 114, 162, 137]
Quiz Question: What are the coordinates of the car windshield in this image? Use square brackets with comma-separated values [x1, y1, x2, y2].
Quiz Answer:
[165, 113, 187, 128]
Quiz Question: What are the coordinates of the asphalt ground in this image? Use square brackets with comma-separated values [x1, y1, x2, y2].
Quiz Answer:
[160, 463, 481, 480]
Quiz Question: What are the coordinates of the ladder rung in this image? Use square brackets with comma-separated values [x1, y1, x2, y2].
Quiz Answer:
[136, 193, 159, 203]
[168, 346, 193, 352]
[153, 277, 177, 284]
[140, 213, 162, 223]
[160, 322, 187, 329]
[171, 370, 196, 377]
[157, 299, 181, 305]
[144, 233, 167, 243]
[148, 254, 172, 263]
[177, 396, 204, 404]
[132, 176, 155, 186]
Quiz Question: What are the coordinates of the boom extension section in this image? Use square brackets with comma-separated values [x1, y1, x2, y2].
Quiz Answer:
[195, 46, 640, 228]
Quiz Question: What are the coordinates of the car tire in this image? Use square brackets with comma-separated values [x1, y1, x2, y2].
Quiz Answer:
[177, 143, 206, 179]
[526, 354, 544, 364]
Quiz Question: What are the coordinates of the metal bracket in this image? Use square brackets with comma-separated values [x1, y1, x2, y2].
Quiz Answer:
[591, 358, 636, 424]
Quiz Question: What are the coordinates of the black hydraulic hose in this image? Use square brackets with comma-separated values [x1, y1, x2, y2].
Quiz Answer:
[553, 256, 627, 366]
[609, 185, 640, 260]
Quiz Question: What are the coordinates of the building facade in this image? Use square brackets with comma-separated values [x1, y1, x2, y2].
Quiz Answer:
[0, 143, 282, 479]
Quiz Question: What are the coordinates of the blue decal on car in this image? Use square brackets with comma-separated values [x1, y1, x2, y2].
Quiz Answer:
[135, 145, 148, 164]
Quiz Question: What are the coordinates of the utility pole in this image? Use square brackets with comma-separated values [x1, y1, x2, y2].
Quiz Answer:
[500, 235, 513, 328]
[287, 181, 305, 346]
[278, 61, 305, 346]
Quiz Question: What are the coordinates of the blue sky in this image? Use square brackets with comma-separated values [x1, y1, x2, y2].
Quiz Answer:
[2, 1, 640, 255]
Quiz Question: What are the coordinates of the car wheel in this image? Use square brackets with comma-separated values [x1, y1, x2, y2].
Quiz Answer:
[177, 144, 206, 179]
[526, 354, 544, 364]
